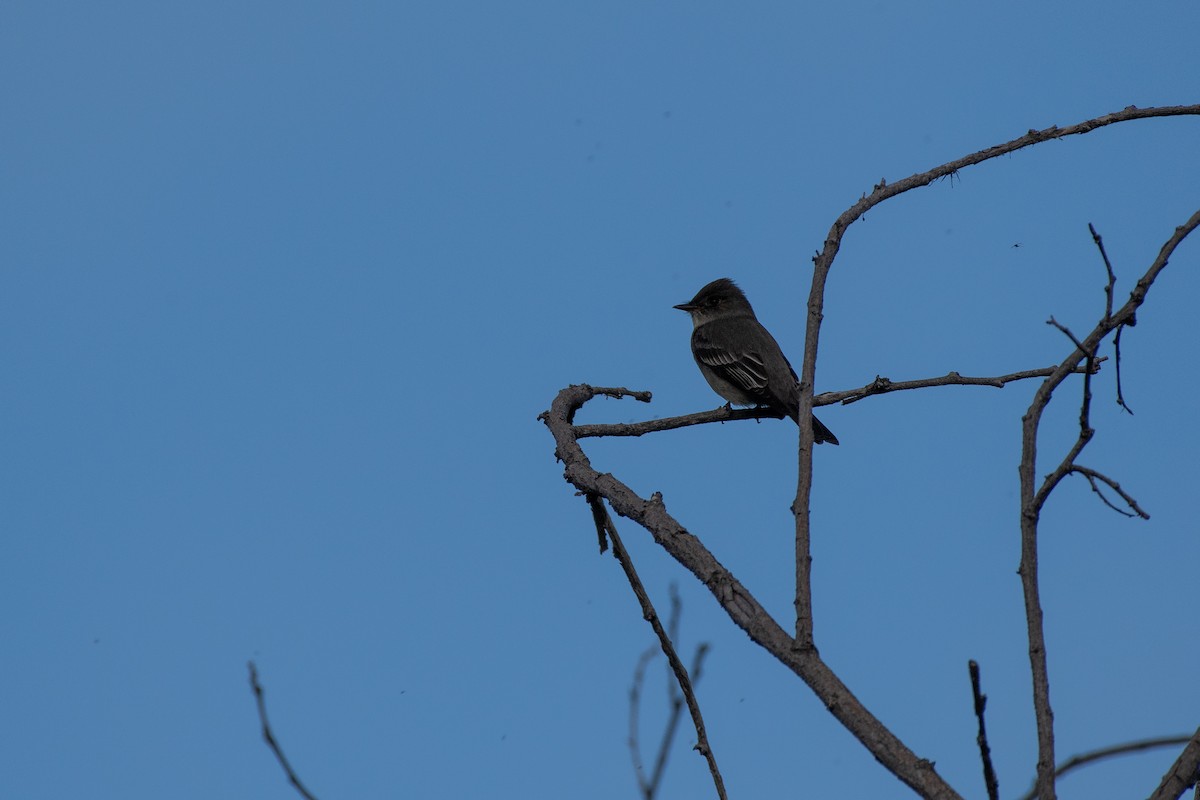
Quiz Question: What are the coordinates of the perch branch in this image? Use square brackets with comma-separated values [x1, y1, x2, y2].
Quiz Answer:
[574, 363, 1100, 440]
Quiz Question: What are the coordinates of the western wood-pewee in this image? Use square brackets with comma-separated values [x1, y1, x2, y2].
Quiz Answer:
[674, 278, 839, 445]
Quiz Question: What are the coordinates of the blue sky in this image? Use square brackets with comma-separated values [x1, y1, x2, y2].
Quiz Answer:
[2, 3, 1198, 799]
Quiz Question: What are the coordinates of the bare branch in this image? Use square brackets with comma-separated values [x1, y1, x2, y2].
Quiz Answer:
[969, 660, 1000, 800]
[1114, 323, 1134, 414]
[1090, 222, 1137, 416]
[1070, 465, 1150, 519]
[541, 386, 961, 799]
[1148, 726, 1200, 800]
[1089, 222, 1118, 322]
[574, 365, 1101, 439]
[247, 662, 320, 800]
[794, 103, 1199, 664]
[1018, 209, 1200, 799]
[574, 404, 789, 439]
[1015, 733, 1197, 800]
[830, 363, 1103, 406]
[584, 494, 728, 800]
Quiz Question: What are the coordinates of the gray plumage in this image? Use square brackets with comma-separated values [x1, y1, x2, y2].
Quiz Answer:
[674, 278, 838, 445]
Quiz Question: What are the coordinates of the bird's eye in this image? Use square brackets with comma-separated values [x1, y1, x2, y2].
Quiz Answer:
[705, 297, 720, 308]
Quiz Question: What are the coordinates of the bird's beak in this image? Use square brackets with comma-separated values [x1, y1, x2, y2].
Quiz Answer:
[673, 302, 696, 312]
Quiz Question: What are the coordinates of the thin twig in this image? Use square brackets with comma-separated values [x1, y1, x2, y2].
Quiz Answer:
[1090, 223, 1136, 415]
[832, 363, 1103, 406]
[247, 662, 320, 800]
[968, 661, 1000, 800]
[585, 494, 728, 800]
[1090, 223, 1117, 321]
[1113, 324, 1134, 414]
[1070, 465, 1150, 519]
[1016, 734, 1196, 800]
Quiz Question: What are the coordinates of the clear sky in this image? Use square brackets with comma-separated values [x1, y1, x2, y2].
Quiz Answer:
[2, 3, 1198, 799]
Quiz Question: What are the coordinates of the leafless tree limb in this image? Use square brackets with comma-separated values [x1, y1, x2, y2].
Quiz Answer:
[1017, 209, 1200, 799]
[247, 661, 320, 800]
[583, 493, 727, 800]
[1069, 465, 1150, 519]
[1088, 222, 1136, 415]
[792, 104, 1200, 656]
[827, 363, 1103, 406]
[541, 386, 961, 800]
[968, 660, 1000, 800]
[1148, 726, 1200, 800]
[1014, 733, 1197, 800]
[570, 364, 1104, 441]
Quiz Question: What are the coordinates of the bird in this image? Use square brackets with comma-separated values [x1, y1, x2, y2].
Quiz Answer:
[674, 278, 838, 445]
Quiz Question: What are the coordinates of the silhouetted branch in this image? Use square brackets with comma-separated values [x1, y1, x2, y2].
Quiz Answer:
[1016, 733, 1196, 800]
[968, 661, 1000, 800]
[572, 364, 1101, 440]
[1089, 222, 1135, 415]
[1148, 726, 1200, 800]
[584, 494, 727, 800]
[628, 586, 712, 800]
[829, 363, 1103, 406]
[795, 103, 1200, 659]
[1017, 209, 1200, 799]
[247, 662, 320, 800]
[1070, 466, 1150, 519]
[541, 386, 961, 800]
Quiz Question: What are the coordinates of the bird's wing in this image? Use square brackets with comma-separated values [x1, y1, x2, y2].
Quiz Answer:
[692, 328, 772, 400]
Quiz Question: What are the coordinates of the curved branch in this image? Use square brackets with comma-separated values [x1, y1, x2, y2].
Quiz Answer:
[790, 104, 1198, 799]
[1017, 209, 1200, 800]
[1069, 466, 1150, 519]
[1016, 733, 1197, 800]
[793, 102, 1200, 653]
[540, 385, 962, 800]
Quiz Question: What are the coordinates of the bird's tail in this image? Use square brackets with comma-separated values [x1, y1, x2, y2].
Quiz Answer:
[811, 413, 839, 446]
